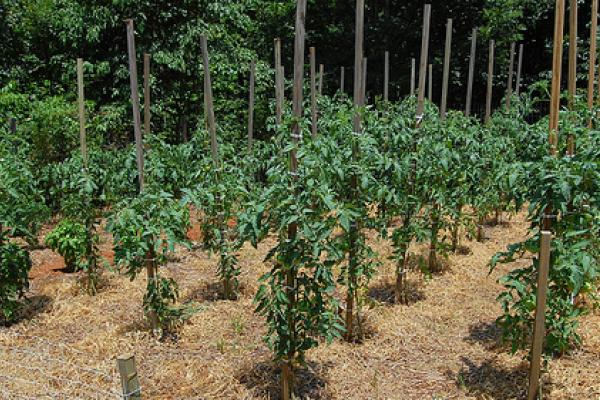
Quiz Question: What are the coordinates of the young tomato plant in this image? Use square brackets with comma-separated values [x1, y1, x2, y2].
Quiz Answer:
[184, 161, 247, 300]
[238, 124, 344, 391]
[491, 150, 600, 356]
[107, 191, 190, 333]
[46, 156, 104, 294]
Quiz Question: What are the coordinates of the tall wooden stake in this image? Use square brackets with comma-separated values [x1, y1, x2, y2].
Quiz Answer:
[318, 64, 324, 95]
[484, 40, 495, 124]
[549, 0, 565, 158]
[428, 64, 433, 101]
[143, 54, 151, 137]
[282, 0, 306, 398]
[568, 0, 578, 109]
[516, 44, 524, 96]
[587, 0, 598, 127]
[410, 58, 416, 96]
[201, 35, 219, 169]
[362, 57, 368, 103]
[275, 38, 283, 126]
[567, 0, 578, 155]
[126, 19, 156, 331]
[417, 6, 431, 120]
[345, 0, 365, 343]
[248, 60, 256, 151]
[384, 51, 389, 102]
[440, 18, 453, 121]
[279, 65, 285, 112]
[310, 47, 318, 138]
[527, 231, 552, 400]
[76, 58, 88, 167]
[466, 28, 477, 116]
[506, 42, 516, 110]
[340, 66, 345, 93]
[124, 19, 144, 191]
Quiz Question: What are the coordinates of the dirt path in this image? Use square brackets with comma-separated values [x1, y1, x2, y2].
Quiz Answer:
[0, 212, 598, 399]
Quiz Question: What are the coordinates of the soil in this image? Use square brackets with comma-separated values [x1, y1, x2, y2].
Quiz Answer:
[0, 211, 598, 399]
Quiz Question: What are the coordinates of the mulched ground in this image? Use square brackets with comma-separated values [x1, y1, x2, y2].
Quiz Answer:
[0, 211, 598, 399]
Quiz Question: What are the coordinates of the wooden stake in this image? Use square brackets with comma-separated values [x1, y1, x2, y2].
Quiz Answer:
[568, 0, 578, 109]
[283, 0, 306, 397]
[76, 58, 88, 167]
[466, 28, 477, 116]
[248, 60, 256, 151]
[384, 51, 389, 102]
[440, 19, 453, 121]
[318, 64, 324, 95]
[587, 0, 598, 127]
[549, 0, 566, 156]
[310, 47, 318, 138]
[417, 5, 431, 120]
[516, 44, 524, 96]
[428, 63, 433, 101]
[506, 42, 515, 110]
[124, 19, 144, 191]
[275, 38, 283, 126]
[353, 0, 365, 121]
[410, 58, 416, 96]
[340, 66, 345, 93]
[527, 231, 552, 400]
[143, 53, 151, 137]
[484, 40, 495, 124]
[362, 57, 368, 104]
[117, 355, 141, 400]
[346, 0, 365, 344]
[201, 35, 219, 168]
[279, 65, 285, 109]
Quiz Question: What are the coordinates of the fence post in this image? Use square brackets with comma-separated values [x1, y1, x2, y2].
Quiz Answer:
[117, 355, 141, 400]
[506, 42, 515, 110]
[340, 66, 345, 93]
[527, 231, 552, 400]
[484, 40, 495, 124]
[440, 18, 453, 121]
[76, 58, 88, 167]
[466, 28, 477, 116]
[516, 44, 524, 96]
[248, 59, 256, 151]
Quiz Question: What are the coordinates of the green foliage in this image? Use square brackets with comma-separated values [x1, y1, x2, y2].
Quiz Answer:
[0, 137, 49, 242]
[491, 105, 600, 356]
[0, 232, 32, 322]
[107, 190, 190, 330]
[45, 219, 88, 272]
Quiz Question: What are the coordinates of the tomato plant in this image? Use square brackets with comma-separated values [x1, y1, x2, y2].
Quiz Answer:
[107, 191, 190, 332]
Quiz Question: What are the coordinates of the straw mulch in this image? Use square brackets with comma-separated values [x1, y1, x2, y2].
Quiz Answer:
[1, 211, 598, 399]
